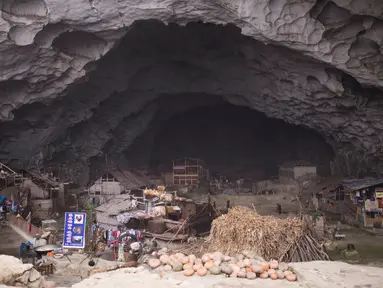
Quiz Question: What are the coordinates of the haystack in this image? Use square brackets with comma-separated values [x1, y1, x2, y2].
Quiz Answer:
[208, 206, 329, 262]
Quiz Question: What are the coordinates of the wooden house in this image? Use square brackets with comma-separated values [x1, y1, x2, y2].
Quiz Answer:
[279, 161, 317, 181]
[20, 169, 66, 219]
[343, 178, 383, 228]
[86, 168, 152, 205]
[0, 161, 23, 189]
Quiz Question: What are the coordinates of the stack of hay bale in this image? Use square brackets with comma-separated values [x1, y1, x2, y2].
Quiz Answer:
[208, 206, 329, 262]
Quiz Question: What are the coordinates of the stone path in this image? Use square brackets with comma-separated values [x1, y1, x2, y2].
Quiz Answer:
[69, 261, 383, 288]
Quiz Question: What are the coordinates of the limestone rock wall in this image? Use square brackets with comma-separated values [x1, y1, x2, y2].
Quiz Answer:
[0, 1, 382, 180]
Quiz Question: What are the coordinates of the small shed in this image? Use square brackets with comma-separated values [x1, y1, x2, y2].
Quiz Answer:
[343, 178, 383, 228]
[88, 172, 122, 196]
[279, 161, 317, 181]
[87, 168, 152, 203]
[311, 179, 345, 215]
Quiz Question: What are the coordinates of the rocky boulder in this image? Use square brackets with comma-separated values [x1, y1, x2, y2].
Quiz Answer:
[0, 255, 45, 288]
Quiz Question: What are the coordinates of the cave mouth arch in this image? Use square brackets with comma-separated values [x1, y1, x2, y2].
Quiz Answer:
[1, 19, 379, 184]
[123, 94, 334, 181]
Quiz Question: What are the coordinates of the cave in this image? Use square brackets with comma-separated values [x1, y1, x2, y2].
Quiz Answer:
[1, 1, 383, 185]
[126, 95, 334, 180]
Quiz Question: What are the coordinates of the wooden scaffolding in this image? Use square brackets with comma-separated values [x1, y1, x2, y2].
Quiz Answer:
[172, 158, 206, 185]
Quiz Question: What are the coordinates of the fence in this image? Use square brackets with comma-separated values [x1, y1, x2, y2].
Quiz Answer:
[9, 214, 43, 238]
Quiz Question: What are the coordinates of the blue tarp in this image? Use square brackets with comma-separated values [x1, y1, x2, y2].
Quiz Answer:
[0, 195, 6, 206]
[342, 178, 383, 191]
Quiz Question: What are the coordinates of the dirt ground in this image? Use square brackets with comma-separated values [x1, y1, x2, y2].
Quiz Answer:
[0, 225, 25, 257]
[326, 225, 383, 267]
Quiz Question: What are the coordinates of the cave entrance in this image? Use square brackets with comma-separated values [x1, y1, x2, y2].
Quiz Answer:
[76, 19, 342, 184]
[125, 95, 334, 182]
[2, 19, 348, 185]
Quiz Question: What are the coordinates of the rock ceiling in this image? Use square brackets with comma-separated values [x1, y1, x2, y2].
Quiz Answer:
[0, 0, 383, 182]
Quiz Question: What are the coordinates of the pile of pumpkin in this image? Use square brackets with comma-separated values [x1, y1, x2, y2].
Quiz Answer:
[146, 251, 297, 281]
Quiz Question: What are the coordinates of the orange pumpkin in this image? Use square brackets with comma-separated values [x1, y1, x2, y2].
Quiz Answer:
[175, 253, 185, 260]
[193, 264, 202, 271]
[201, 254, 211, 263]
[194, 259, 203, 266]
[204, 260, 214, 269]
[268, 269, 276, 276]
[286, 273, 297, 282]
[183, 263, 193, 270]
[246, 272, 257, 279]
[261, 263, 270, 271]
[243, 259, 252, 267]
[197, 267, 207, 276]
[284, 270, 293, 276]
[184, 268, 195, 277]
[189, 255, 196, 265]
[259, 272, 268, 279]
[270, 273, 278, 280]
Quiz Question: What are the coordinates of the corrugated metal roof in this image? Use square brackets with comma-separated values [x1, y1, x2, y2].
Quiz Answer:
[94, 168, 151, 190]
[343, 178, 383, 191]
[111, 168, 151, 190]
[95, 194, 137, 215]
[26, 170, 60, 187]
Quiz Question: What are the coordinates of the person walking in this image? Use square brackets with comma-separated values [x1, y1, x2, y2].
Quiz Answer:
[1, 199, 7, 220]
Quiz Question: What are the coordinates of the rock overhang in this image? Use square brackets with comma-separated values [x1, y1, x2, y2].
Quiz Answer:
[0, 0, 382, 179]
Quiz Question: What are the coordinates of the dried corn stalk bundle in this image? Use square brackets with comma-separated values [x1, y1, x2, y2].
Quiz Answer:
[279, 227, 330, 262]
[208, 206, 329, 262]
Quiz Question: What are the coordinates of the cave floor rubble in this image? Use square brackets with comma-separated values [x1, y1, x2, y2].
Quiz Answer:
[67, 261, 383, 288]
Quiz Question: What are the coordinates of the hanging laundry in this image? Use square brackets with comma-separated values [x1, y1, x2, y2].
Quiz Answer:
[365, 199, 379, 212]
[117, 243, 125, 262]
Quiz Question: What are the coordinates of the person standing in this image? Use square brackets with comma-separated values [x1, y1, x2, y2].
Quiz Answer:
[2, 199, 7, 220]
[19, 241, 37, 265]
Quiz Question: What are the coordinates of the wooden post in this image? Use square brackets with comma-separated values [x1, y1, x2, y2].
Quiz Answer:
[226, 200, 230, 209]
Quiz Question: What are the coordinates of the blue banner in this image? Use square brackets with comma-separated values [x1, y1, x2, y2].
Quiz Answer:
[63, 212, 87, 249]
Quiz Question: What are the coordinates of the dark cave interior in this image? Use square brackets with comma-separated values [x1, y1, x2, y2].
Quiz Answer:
[125, 96, 334, 181]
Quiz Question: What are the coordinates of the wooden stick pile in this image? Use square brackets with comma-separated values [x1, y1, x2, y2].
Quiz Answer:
[279, 232, 330, 262]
